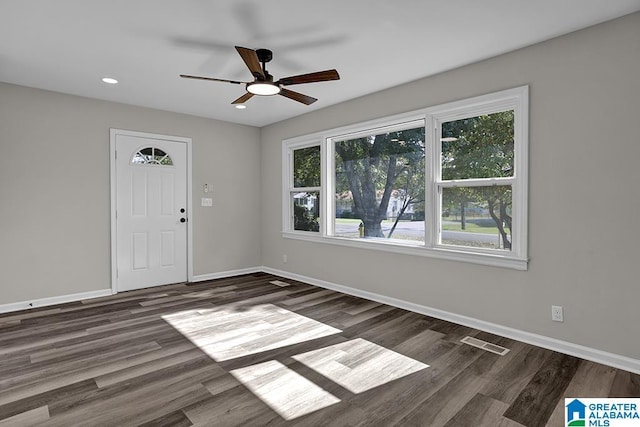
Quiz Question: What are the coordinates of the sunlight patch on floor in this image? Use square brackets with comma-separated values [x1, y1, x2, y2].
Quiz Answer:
[292, 338, 429, 393]
[229, 360, 340, 420]
[162, 303, 342, 361]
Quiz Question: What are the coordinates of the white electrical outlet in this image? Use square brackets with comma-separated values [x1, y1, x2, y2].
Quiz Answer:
[283, 254, 288, 263]
[551, 305, 564, 322]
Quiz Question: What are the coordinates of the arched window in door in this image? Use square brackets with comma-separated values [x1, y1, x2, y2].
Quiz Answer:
[131, 147, 173, 165]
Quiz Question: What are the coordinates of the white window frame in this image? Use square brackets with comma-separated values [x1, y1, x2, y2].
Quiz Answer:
[283, 140, 324, 235]
[282, 86, 529, 270]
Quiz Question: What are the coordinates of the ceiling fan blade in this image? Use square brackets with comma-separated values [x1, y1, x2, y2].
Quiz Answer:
[235, 46, 265, 80]
[180, 74, 245, 85]
[232, 92, 254, 104]
[279, 88, 317, 105]
[276, 69, 340, 86]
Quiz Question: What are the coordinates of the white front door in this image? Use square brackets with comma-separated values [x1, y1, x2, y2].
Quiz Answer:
[114, 133, 188, 292]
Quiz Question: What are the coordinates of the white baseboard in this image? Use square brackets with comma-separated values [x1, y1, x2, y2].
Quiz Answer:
[0, 289, 114, 314]
[262, 267, 640, 375]
[191, 266, 263, 283]
[0, 267, 263, 315]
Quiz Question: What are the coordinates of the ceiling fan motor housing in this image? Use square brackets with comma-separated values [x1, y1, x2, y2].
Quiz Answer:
[255, 48, 273, 64]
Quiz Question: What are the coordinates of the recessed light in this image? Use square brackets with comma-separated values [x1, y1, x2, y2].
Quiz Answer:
[101, 77, 118, 84]
[235, 105, 247, 109]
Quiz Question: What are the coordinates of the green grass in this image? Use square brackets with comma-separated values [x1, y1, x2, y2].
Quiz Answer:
[441, 218, 505, 235]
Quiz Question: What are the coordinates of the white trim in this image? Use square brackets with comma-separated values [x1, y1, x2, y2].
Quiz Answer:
[0, 289, 113, 314]
[191, 267, 263, 282]
[330, 118, 426, 143]
[110, 129, 118, 294]
[186, 140, 194, 282]
[283, 141, 323, 234]
[109, 128, 194, 294]
[0, 267, 262, 314]
[282, 231, 528, 270]
[262, 267, 640, 375]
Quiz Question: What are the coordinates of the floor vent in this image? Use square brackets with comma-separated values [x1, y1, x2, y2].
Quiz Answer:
[270, 280, 291, 287]
[460, 336, 510, 356]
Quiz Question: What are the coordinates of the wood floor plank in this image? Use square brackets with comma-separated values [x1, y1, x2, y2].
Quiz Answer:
[444, 393, 525, 427]
[479, 343, 551, 405]
[336, 304, 395, 328]
[609, 369, 640, 397]
[43, 366, 215, 426]
[46, 357, 217, 420]
[0, 341, 163, 391]
[0, 341, 192, 406]
[503, 352, 582, 427]
[545, 360, 617, 426]
[0, 308, 62, 323]
[349, 343, 485, 426]
[94, 348, 213, 388]
[0, 379, 97, 421]
[0, 330, 89, 358]
[0, 272, 634, 426]
[183, 385, 274, 427]
[0, 405, 50, 426]
[396, 345, 515, 426]
[137, 410, 193, 427]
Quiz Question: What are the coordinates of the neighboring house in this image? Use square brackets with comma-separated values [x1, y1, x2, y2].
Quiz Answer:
[335, 190, 419, 220]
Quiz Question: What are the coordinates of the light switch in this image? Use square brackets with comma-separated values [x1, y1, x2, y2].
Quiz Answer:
[201, 198, 213, 207]
[203, 184, 211, 193]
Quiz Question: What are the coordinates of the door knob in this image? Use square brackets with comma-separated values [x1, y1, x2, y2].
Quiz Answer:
[180, 218, 186, 223]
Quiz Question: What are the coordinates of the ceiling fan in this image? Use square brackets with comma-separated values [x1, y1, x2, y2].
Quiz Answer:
[180, 46, 340, 105]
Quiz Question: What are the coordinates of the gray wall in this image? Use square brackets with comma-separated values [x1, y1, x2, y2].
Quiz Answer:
[0, 83, 261, 304]
[260, 13, 640, 359]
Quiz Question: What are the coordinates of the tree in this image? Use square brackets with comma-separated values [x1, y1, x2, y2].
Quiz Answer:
[441, 111, 514, 248]
[387, 155, 425, 239]
[291, 146, 321, 232]
[335, 128, 425, 237]
[293, 202, 319, 231]
[293, 146, 321, 188]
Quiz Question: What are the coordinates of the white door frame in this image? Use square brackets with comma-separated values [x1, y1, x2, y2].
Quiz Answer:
[110, 128, 194, 294]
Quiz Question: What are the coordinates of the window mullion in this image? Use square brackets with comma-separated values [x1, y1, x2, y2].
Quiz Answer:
[425, 114, 438, 248]
[292, 186, 321, 192]
[322, 139, 330, 237]
[437, 177, 516, 188]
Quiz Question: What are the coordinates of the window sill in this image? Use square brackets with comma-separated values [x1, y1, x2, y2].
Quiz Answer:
[282, 231, 528, 271]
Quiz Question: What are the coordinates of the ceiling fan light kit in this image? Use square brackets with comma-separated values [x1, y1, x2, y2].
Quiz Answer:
[247, 82, 280, 96]
[181, 46, 340, 105]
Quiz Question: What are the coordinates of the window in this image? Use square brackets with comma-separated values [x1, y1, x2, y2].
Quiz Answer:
[288, 145, 321, 232]
[132, 147, 173, 165]
[332, 122, 425, 244]
[437, 111, 514, 251]
[283, 87, 528, 269]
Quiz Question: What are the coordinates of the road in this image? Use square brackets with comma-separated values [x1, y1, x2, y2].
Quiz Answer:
[334, 221, 505, 245]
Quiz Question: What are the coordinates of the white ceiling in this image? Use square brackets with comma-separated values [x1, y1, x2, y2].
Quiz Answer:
[2, 1, 639, 127]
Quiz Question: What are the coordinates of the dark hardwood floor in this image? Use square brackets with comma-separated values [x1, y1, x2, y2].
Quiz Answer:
[0, 273, 638, 426]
